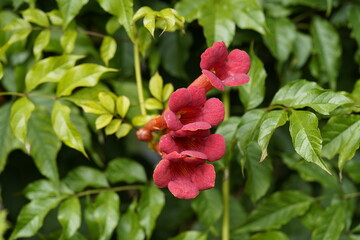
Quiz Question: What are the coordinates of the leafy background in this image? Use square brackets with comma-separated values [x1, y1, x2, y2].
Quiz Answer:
[0, 0, 360, 239]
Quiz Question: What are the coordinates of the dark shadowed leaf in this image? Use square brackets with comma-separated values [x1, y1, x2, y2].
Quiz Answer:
[56, 0, 89, 29]
[249, 231, 289, 240]
[116, 200, 145, 240]
[105, 158, 147, 184]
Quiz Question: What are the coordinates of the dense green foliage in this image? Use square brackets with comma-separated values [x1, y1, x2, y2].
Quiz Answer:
[0, 0, 360, 239]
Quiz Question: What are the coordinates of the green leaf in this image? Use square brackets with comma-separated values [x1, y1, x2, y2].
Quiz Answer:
[98, 92, 115, 113]
[100, 36, 117, 66]
[143, 12, 156, 37]
[116, 123, 132, 138]
[229, 0, 267, 35]
[191, 188, 222, 227]
[0, 62, 3, 80]
[311, 202, 346, 240]
[244, 142, 273, 202]
[216, 117, 241, 146]
[21, 8, 49, 27]
[198, 0, 235, 46]
[271, 80, 352, 115]
[289, 110, 330, 173]
[51, 101, 87, 157]
[282, 0, 328, 10]
[63, 166, 109, 192]
[116, 200, 145, 240]
[24, 179, 72, 200]
[292, 32, 312, 68]
[322, 115, 360, 172]
[238, 51, 266, 110]
[138, 184, 165, 239]
[310, 16, 341, 89]
[79, 101, 108, 115]
[25, 55, 83, 92]
[106, 16, 120, 35]
[234, 191, 313, 233]
[162, 83, 174, 102]
[47, 9, 63, 25]
[105, 158, 147, 184]
[250, 231, 289, 240]
[85, 191, 120, 240]
[149, 72, 163, 101]
[56, 0, 89, 29]
[96, 0, 133, 39]
[349, 5, 360, 48]
[144, 98, 163, 110]
[0, 103, 22, 174]
[28, 108, 61, 182]
[10, 97, 35, 145]
[263, 17, 296, 62]
[0, 209, 10, 240]
[132, 114, 158, 127]
[169, 231, 208, 240]
[56, 64, 117, 97]
[105, 119, 121, 135]
[9, 198, 62, 240]
[175, 0, 207, 22]
[61, 29, 77, 54]
[58, 197, 81, 240]
[258, 110, 288, 161]
[352, 79, 360, 104]
[95, 114, 113, 129]
[116, 96, 130, 118]
[33, 30, 50, 61]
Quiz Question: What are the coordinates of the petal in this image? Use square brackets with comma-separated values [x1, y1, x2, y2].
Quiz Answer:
[159, 134, 179, 154]
[201, 134, 226, 162]
[226, 49, 251, 74]
[170, 129, 211, 138]
[192, 164, 216, 191]
[202, 98, 225, 126]
[187, 86, 206, 107]
[165, 151, 183, 162]
[168, 179, 199, 199]
[200, 41, 228, 70]
[164, 110, 183, 131]
[153, 159, 172, 188]
[181, 150, 208, 160]
[202, 70, 225, 91]
[223, 74, 250, 87]
[168, 88, 192, 112]
[181, 122, 212, 131]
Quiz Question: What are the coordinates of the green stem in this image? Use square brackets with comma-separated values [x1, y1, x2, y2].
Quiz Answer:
[74, 185, 143, 198]
[133, 43, 146, 115]
[222, 90, 230, 240]
[0, 92, 25, 97]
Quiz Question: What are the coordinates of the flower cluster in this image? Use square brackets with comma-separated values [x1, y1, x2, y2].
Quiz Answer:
[137, 41, 250, 199]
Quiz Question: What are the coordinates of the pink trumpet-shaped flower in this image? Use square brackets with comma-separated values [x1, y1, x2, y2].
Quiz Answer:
[200, 41, 250, 91]
[164, 86, 224, 132]
[153, 154, 216, 199]
[159, 132, 225, 162]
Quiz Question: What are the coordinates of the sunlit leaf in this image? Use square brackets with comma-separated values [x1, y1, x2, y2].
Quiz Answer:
[310, 16, 341, 89]
[62, 166, 109, 192]
[9, 198, 62, 240]
[258, 110, 288, 161]
[191, 188, 222, 227]
[169, 231, 208, 240]
[85, 191, 120, 240]
[58, 197, 81, 240]
[105, 158, 147, 184]
[47, 9, 63, 25]
[98, 92, 115, 113]
[56, 0, 89, 29]
[249, 231, 289, 240]
[105, 119, 121, 135]
[0, 63, 3, 80]
[289, 110, 330, 174]
[239, 51, 266, 110]
[95, 114, 113, 130]
[175, 0, 207, 22]
[51, 101, 87, 157]
[322, 115, 360, 172]
[149, 72, 163, 101]
[144, 98, 163, 110]
[25, 55, 83, 92]
[79, 101, 108, 115]
[138, 184, 165, 239]
[28, 108, 61, 182]
[271, 80, 352, 115]
[116, 96, 130, 118]
[24, 179, 72, 200]
[56, 64, 117, 97]
[10, 97, 35, 145]
[100, 36, 117, 66]
[115, 123, 132, 138]
[33, 30, 50, 61]
[61, 29, 77, 54]
[162, 83, 174, 102]
[234, 191, 313, 233]
[21, 8, 50, 27]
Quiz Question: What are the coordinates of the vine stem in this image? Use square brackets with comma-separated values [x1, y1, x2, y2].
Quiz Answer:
[133, 43, 146, 115]
[222, 90, 230, 240]
[74, 185, 143, 198]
